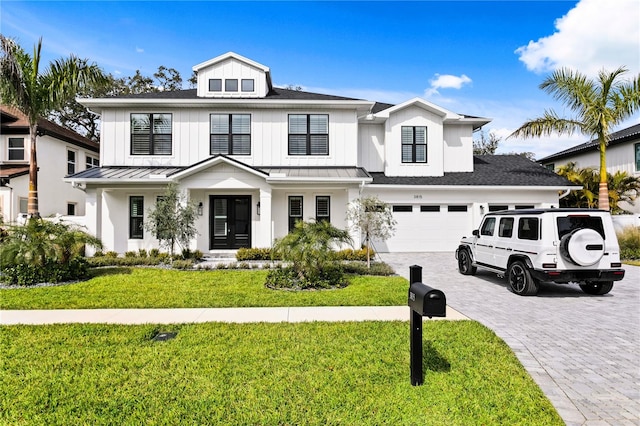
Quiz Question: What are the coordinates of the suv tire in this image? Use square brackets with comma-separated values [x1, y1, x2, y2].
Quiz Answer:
[507, 261, 539, 296]
[579, 281, 614, 295]
[560, 228, 605, 266]
[457, 249, 477, 275]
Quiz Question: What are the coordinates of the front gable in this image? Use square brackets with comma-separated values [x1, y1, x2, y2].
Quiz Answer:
[193, 52, 272, 98]
[172, 155, 270, 190]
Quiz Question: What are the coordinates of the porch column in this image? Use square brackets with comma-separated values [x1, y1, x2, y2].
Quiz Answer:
[346, 186, 362, 248]
[258, 188, 272, 247]
[84, 188, 101, 256]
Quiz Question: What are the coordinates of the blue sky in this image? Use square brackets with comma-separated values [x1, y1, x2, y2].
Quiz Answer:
[2, 0, 639, 159]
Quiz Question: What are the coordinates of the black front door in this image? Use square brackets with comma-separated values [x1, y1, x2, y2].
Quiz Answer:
[210, 196, 251, 249]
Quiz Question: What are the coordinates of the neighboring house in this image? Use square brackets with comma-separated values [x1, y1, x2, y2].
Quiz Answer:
[538, 123, 640, 214]
[67, 52, 575, 253]
[0, 105, 100, 221]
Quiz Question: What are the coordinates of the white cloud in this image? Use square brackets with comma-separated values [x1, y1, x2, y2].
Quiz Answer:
[425, 74, 472, 96]
[516, 0, 640, 76]
[136, 47, 144, 53]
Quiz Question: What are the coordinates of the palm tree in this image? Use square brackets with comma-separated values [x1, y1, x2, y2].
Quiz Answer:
[0, 35, 106, 217]
[509, 67, 640, 211]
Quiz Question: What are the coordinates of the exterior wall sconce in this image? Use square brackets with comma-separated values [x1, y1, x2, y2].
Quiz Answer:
[197, 202, 203, 216]
[479, 205, 485, 215]
[256, 201, 261, 216]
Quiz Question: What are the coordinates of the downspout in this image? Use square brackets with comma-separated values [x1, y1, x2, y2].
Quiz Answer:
[558, 188, 571, 200]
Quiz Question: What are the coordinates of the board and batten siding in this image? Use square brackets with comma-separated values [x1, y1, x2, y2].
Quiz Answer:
[196, 57, 269, 98]
[100, 108, 360, 168]
[358, 123, 385, 172]
[443, 124, 474, 172]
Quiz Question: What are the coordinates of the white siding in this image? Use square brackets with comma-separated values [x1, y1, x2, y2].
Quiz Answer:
[443, 124, 474, 172]
[196, 57, 269, 98]
[358, 123, 385, 172]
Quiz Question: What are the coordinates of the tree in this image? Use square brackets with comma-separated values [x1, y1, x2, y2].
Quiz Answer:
[269, 220, 352, 289]
[145, 182, 198, 256]
[509, 67, 640, 211]
[473, 130, 500, 155]
[556, 162, 640, 213]
[0, 35, 106, 216]
[346, 196, 396, 268]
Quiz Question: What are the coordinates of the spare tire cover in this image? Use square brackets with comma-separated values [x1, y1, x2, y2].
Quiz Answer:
[560, 228, 605, 266]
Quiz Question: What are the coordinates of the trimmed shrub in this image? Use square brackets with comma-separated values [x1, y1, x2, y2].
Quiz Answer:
[617, 226, 640, 260]
[265, 264, 348, 290]
[93, 251, 104, 257]
[156, 252, 171, 263]
[192, 249, 203, 260]
[236, 247, 277, 261]
[331, 248, 374, 262]
[138, 249, 148, 258]
[87, 256, 161, 267]
[342, 261, 395, 276]
[2, 258, 89, 286]
[105, 251, 118, 258]
[124, 251, 137, 258]
[172, 259, 194, 270]
[149, 248, 160, 258]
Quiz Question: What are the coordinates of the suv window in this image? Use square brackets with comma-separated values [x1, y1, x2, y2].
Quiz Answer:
[557, 215, 605, 239]
[480, 217, 496, 236]
[498, 218, 514, 238]
[518, 217, 539, 240]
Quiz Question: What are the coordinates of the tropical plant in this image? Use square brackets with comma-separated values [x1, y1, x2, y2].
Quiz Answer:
[144, 182, 198, 256]
[0, 219, 103, 285]
[0, 35, 107, 217]
[267, 220, 352, 289]
[509, 67, 640, 211]
[346, 196, 396, 267]
[556, 162, 640, 213]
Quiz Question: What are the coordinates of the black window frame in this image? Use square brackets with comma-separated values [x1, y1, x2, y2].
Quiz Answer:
[241, 79, 255, 92]
[288, 196, 303, 232]
[420, 205, 440, 212]
[130, 113, 173, 156]
[210, 114, 251, 155]
[129, 196, 144, 239]
[489, 205, 508, 212]
[85, 155, 99, 169]
[8, 137, 24, 161]
[635, 142, 640, 172]
[518, 217, 540, 241]
[67, 150, 76, 175]
[67, 203, 76, 216]
[288, 114, 329, 156]
[448, 205, 468, 212]
[392, 205, 413, 212]
[315, 196, 330, 223]
[209, 79, 222, 92]
[401, 126, 427, 163]
[225, 79, 238, 92]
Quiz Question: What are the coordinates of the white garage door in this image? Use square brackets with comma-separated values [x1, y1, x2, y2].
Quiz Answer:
[375, 204, 472, 252]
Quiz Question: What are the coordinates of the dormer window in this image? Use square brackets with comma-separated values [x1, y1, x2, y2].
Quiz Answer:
[401, 126, 427, 163]
[209, 79, 222, 92]
[225, 79, 238, 92]
[241, 79, 254, 92]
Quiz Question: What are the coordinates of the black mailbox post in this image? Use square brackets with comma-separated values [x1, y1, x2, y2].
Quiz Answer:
[408, 265, 446, 386]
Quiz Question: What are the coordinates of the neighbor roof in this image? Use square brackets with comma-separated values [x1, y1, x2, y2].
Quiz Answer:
[537, 123, 640, 163]
[370, 155, 576, 187]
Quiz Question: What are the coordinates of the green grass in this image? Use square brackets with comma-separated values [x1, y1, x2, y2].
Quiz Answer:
[0, 321, 562, 425]
[0, 268, 407, 309]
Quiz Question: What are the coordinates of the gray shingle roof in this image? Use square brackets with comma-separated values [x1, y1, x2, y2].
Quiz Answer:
[370, 155, 575, 187]
[537, 123, 640, 163]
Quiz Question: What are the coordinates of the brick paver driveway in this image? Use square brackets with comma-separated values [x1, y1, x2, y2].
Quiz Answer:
[380, 252, 639, 426]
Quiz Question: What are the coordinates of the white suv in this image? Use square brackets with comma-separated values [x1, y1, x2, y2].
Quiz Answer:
[455, 209, 625, 296]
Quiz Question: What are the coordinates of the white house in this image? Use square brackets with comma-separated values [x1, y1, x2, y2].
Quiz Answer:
[538, 123, 640, 214]
[67, 52, 575, 253]
[1, 105, 100, 221]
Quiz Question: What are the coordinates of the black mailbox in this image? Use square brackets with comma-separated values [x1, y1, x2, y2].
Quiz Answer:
[408, 282, 446, 318]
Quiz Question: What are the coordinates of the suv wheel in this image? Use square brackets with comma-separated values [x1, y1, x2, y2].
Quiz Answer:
[579, 281, 614, 295]
[507, 261, 539, 296]
[457, 249, 477, 275]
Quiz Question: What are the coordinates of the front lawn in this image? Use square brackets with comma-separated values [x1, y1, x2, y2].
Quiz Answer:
[0, 268, 407, 309]
[0, 321, 562, 425]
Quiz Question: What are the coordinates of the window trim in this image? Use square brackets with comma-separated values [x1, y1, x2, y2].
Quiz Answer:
[241, 79, 254, 92]
[67, 202, 76, 216]
[210, 114, 251, 155]
[130, 113, 173, 156]
[8, 137, 25, 161]
[209, 79, 222, 92]
[288, 196, 303, 232]
[67, 150, 77, 175]
[19, 197, 28, 214]
[86, 155, 99, 169]
[401, 126, 427, 163]
[288, 114, 329, 156]
[315, 196, 330, 223]
[225, 79, 238, 92]
[129, 196, 144, 239]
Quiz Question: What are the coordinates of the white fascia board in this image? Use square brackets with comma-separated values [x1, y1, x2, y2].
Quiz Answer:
[267, 177, 373, 184]
[367, 184, 581, 191]
[64, 178, 172, 184]
[192, 52, 270, 73]
[445, 116, 492, 129]
[170, 157, 268, 180]
[375, 98, 457, 119]
[78, 98, 374, 111]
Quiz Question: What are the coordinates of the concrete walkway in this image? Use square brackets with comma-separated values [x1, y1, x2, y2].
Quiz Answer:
[0, 305, 467, 325]
[380, 252, 640, 426]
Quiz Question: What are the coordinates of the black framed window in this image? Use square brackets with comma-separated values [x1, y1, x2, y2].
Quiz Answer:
[635, 142, 640, 171]
[8, 138, 24, 160]
[241, 79, 254, 92]
[448, 205, 468, 212]
[489, 205, 508, 212]
[288, 196, 303, 232]
[209, 79, 222, 92]
[225, 79, 238, 92]
[401, 126, 427, 163]
[67, 203, 76, 216]
[518, 217, 540, 240]
[129, 196, 144, 239]
[67, 150, 76, 175]
[86, 156, 99, 169]
[420, 205, 440, 212]
[288, 114, 329, 155]
[316, 196, 330, 223]
[210, 114, 251, 155]
[515, 205, 534, 210]
[392, 205, 413, 212]
[131, 113, 172, 155]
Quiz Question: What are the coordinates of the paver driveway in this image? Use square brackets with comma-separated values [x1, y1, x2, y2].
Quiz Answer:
[380, 252, 639, 426]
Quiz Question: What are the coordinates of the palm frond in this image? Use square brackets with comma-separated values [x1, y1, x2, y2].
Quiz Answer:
[508, 112, 583, 139]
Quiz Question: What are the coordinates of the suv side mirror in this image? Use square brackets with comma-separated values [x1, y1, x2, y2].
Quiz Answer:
[472, 229, 479, 237]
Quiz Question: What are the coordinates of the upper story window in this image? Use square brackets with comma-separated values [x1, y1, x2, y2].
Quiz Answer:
[86, 155, 99, 169]
[67, 150, 77, 175]
[241, 79, 254, 92]
[131, 113, 172, 156]
[209, 79, 222, 92]
[635, 142, 640, 171]
[210, 114, 251, 155]
[8, 138, 24, 160]
[225, 79, 238, 92]
[401, 126, 427, 163]
[288, 114, 329, 155]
